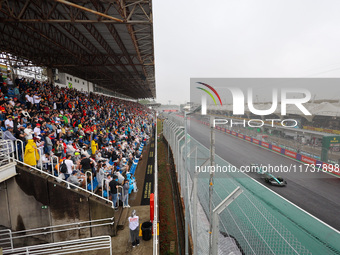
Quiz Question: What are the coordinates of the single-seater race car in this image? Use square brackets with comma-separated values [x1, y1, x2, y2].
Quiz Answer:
[250, 164, 287, 187]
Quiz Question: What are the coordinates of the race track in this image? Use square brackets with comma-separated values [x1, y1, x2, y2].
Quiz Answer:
[188, 120, 340, 231]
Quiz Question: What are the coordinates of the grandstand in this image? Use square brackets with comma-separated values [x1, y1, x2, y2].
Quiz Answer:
[0, 0, 155, 99]
[208, 102, 340, 163]
[209, 101, 340, 132]
[0, 1, 158, 254]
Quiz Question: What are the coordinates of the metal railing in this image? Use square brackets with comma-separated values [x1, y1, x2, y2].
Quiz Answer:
[0, 218, 114, 250]
[0, 229, 13, 250]
[14, 140, 24, 162]
[153, 118, 159, 255]
[85, 171, 94, 193]
[0, 140, 16, 166]
[3, 235, 112, 255]
[1, 139, 114, 208]
[1, 135, 147, 208]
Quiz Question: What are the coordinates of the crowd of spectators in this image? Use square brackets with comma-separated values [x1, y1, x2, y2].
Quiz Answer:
[0, 74, 154, 210]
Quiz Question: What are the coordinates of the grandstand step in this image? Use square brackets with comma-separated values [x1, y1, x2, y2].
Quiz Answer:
[117, 207, 129, 230]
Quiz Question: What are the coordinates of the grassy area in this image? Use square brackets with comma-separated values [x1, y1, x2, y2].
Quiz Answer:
[157, 119, 178, 255]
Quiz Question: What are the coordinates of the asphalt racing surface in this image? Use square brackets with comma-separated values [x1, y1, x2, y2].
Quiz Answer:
[188, 120, 340, 231]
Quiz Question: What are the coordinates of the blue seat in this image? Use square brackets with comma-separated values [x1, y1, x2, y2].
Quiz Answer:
[128, 179, 135, 194]
[87, 177, 98, 191]
[130, 161, 138, 175]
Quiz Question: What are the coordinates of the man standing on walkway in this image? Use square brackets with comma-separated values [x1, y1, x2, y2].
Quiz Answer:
[128, 210, 140, 248]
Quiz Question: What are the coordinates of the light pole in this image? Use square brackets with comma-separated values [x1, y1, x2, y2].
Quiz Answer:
[184, 106, 201, 255]
[209, 116, 215, 255]
[184, 112, 189, 255]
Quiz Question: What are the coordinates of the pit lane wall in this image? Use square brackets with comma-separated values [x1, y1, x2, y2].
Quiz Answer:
[198, 120, 340, 176]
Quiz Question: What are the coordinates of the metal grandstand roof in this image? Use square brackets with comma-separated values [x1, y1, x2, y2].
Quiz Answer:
[0, 0, 155, 99]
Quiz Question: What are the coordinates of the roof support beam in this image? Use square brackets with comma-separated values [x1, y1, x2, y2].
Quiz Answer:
[54, 0, 124, 23]
[17, 0, 30, 19]
[0, 0, 155, 98]
[90, 0, 141, 77]
[0, 18, 151, 24]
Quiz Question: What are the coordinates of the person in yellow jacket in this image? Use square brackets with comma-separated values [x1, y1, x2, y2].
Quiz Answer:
[91, 137, 98, 155]
[24, 139, 40, 166]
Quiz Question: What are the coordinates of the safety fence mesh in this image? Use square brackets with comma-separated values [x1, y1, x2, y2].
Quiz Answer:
[163, 114, 339, 255]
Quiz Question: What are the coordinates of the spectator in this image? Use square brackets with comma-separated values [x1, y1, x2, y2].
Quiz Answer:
[5, 115, 13, 129]
[14, 124, 26, 160]
[34, 136, 44, 150]
[3, 126, 16, 153]
[33, 123, 41, 136]
[119, 157, 129, 174]
[14, 85, 20, 98]
[2, 82, 8, 95]
[41, 152, 50, 164]
[0, 77, 154, 201]
[79, 154, 93, 174]
[24, 139, 40, 167]
[40, 152, 52, 171]
[33, 92, 41, 110]
[54, 139, 63, 157]
[25, 92, 33, 109]
[64, 154, 74, 180]
[91, 136, 98, 155]
[128, 210, 140, 247]
[122, 179, 130, 208]
[0, 73, 3, 88]
[109, 175, 119, 210]
[67, 170, 82, 188]
[96, 162, 105, 188]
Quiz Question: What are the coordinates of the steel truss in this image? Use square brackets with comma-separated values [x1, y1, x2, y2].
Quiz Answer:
[0, 0, 155, 98]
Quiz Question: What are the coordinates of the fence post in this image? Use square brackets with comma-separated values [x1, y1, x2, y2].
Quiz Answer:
[211, 187, 243, 255]
[193, 162, 198, 254]
[209, 116, 215, 255]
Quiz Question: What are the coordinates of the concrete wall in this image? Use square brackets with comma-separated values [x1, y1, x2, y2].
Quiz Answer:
[0, 166, 115, 247]
[55, 73, 94, 93]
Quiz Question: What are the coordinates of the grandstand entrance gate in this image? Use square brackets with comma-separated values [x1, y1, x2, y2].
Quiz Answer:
[321, 135, 340, 162]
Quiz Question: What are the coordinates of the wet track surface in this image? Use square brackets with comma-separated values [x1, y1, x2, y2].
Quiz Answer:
[189, 121, 340, 231]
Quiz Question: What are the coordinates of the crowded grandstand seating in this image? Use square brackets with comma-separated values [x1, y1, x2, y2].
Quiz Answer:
[0, 75, 154, 205]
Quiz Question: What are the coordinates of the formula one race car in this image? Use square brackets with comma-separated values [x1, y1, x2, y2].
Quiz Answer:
[250, 164, 287, 187]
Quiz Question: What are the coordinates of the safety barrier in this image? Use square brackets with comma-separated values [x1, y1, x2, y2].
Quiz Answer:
[163, 114, 340, 255]
[0, 218, 114, 251]
[0, 229, 13, 250]
[0, 136, 148, 205]
[0, 140, 16, 166]
[2, 235, 112, 255]
[153, 117, 159, 255]
[0, 138, 115, 208]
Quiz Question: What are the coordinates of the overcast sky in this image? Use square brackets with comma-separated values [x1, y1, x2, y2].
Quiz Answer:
[153, 0, 340, 105]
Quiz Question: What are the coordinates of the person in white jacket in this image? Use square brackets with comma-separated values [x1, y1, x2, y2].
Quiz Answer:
[128, 210, 140, 247]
